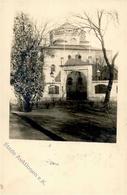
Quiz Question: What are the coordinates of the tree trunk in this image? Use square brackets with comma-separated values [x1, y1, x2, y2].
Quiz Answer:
[104, 66, 114, 107]
[101, 41, 117, 109]
[23, 100, 32, 112]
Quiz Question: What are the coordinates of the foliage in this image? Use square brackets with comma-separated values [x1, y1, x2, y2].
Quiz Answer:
[11, 12, 46, 111]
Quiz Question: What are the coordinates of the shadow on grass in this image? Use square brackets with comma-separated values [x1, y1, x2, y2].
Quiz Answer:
[60, 121, 116, 143]
[13, 113, 66, 141]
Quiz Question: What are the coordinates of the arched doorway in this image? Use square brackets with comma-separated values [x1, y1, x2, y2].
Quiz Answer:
[66, 71, 87, 100]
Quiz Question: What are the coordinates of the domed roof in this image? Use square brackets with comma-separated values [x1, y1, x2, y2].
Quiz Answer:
[50, 22, 88, 46]
[51, 22, 79, 34]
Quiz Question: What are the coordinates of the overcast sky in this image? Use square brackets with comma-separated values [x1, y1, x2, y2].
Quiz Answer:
[10, 0, 124, 54]
[1, 0, 126, 57]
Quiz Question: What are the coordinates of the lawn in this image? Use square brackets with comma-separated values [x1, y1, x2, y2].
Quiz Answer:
[14, 101, 117, 142]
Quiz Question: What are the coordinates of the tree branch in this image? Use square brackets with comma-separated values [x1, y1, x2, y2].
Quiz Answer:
[112, 52, 118, 65]
[97, 10, 104, 29]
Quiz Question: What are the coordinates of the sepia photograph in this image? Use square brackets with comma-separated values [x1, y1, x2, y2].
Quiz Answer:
[9, 5, 119, 143]
[1, 0, 127, 194]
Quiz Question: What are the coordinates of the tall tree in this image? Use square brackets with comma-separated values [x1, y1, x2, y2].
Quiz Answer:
[75, 10, 118, 108]
[11, 12, 47, 111]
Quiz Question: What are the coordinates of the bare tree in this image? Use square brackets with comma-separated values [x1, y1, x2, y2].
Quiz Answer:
[74, 10, 118, 108]
[10, 12, 47, 111]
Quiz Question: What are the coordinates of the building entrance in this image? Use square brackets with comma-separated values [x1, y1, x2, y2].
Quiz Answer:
[66, 71, 87, 100]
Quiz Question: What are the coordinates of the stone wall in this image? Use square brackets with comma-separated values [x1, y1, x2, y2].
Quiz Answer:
[90, 80, 118, 101]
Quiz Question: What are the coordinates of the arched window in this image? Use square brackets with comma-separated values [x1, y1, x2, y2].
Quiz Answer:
[75, 54, 82, 59]
[51, 54, 55, 58]
[50, 65, 55, 76]
[78, 55, 81, 59]
[48, 85, 59, 94]
[78, 77, 83, 85]
[67, 77, 73, 85]
[95, 84, 107, 94]
[51, 64, 55, 72]
[68, 55, 71, 59]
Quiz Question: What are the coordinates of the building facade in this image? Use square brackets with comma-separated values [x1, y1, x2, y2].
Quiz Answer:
[42, 23, 118, 102]
[10, 22, 118, 104]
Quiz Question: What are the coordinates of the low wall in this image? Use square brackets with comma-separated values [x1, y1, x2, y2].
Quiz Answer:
[89, 80, 118, 101]
[10, 80, 118, 106]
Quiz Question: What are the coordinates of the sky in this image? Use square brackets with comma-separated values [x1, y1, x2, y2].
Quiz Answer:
[1, 0, 126, 89]
[11, 0, 125, 54]
[1, 0, 126, 59]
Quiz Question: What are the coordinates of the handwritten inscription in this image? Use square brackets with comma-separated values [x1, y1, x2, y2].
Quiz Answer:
[46, 159, 59, 166]
[3, 142, 46, 186]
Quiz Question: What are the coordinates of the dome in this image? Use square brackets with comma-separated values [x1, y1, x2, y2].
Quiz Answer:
[49, 22, 88, 46]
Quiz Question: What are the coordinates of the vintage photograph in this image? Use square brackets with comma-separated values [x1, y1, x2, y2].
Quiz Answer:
[9, 7, 119, 143]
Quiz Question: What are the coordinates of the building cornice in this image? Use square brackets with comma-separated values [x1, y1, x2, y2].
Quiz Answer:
[41, 45, 111, 52]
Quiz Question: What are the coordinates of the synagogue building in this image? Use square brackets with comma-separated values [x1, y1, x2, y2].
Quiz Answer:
[41, 22, 118, 101]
